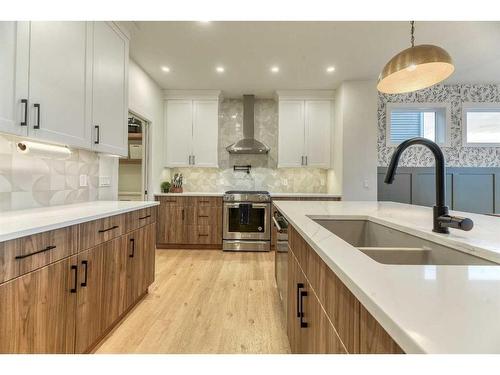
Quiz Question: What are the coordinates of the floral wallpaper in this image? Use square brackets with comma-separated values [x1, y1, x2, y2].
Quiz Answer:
[168, 98, 328, 193]
[0, 133, 116, 211]
[378, 84, 500, 167]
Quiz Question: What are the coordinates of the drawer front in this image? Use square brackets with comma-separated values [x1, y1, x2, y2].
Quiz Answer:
[79, 214, 125, 250]
[191, 196, 222, 207]
[125, 207, 157, 232]
[0, 226, 78, 284]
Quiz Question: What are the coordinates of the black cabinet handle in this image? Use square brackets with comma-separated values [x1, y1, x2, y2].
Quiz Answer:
[182, 209, 185, 221]
[300, 290, 308, 328]
[139, 214, 151, 220]
[33, 103, 40, 129]
[98, 225, 119, 233]
[81, 260, 88, 287]
[20, 99, 28, 126]
[296, 283, 304, 318]
[129, 238, 135, 258]
[70, 265, 78, 293]
[15, 245, 56, 260]
[94, 125, 100, 144]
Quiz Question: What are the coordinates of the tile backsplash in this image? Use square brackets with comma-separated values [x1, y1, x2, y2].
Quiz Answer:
[166, 98, 328, 193]
[0, 134, 115, 211]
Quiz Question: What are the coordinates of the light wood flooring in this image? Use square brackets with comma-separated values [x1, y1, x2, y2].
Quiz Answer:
[94, 249, 291, 354]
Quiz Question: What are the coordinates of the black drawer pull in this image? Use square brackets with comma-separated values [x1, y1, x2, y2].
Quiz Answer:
[198, 215, 209, 218]
[139, 214, 151, 220]
[198, 234, 209, 237]
[15, 245, 56, 260]
[300, 290, 308, 328]
[98, 225, 119, 233]
[199, 200, 210, 203]
[33, 103, 40, 129]
[81, 260, 88, 287]
[21, 99, 28, 126]
[129, 238, 135, 258]
[70, 265, 78, 293]
[296, 283, 304, 318]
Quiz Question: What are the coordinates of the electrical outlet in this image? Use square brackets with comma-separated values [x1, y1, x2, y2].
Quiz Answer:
[99, 176, 111, 187]
[79, 174, 88, 187]
[363, 178, 369, 189]
[282, 178, 288, 186]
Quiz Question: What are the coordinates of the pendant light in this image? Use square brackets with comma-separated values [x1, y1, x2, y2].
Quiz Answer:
[377, 21, 454, 94]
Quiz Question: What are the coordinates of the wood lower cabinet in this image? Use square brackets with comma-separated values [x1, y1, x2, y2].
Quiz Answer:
[75, 237, 127, 353]
[156, 196, 222, 248]
[0, 256, 78, 353]
[286, 223, 404, 354]
[287, 250, 346, 354]
[0, 206, 156, 354]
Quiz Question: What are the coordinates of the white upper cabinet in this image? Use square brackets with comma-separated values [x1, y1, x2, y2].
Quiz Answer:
[304, 100, 332, 168]
[165, 92, 220, 168]
[165, 100, 193, 167]
[277, 91, 333, 169]
[0, 22, 30, 136]
[278, 100, 305, 167]
[192, 100, 218, 167]
[29, 22, 91, 148]
[91, 22, 129, 156]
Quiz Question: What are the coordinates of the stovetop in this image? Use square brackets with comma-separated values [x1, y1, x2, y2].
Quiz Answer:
[225, 190, 270, 195]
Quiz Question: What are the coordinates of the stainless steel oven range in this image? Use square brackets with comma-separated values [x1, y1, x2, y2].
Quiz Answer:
[223, 190, 271, 252]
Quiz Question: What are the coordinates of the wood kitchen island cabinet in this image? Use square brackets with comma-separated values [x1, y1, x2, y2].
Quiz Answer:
[285, 225, 404, 354]
[0, 204, 157, 354]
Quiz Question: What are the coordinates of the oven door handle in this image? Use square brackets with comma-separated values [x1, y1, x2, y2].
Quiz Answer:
[224, 202, 269, 208]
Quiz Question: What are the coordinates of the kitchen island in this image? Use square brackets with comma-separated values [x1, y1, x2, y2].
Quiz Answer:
[273, 200, 500, 353]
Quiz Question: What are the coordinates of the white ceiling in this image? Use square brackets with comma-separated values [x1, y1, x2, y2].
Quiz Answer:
[128, 21, 500, 98]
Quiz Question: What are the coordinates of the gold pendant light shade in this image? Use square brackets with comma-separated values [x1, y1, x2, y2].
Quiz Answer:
[377, 22, 455, 94]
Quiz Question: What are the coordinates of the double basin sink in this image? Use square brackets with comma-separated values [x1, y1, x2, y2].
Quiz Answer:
[311, 218, 496, 266]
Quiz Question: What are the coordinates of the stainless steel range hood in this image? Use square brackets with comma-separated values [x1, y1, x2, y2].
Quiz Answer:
[226, 95, 270, 154]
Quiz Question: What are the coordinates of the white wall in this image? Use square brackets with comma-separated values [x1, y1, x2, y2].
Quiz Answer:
[328, 80, 378, 200]
[128, 59, 168, 196]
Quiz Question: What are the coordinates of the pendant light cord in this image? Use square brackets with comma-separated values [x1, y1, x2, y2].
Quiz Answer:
[410, 21, 415, 47]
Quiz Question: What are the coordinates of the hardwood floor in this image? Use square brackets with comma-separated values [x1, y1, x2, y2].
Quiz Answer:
[94, 249, 291, 354]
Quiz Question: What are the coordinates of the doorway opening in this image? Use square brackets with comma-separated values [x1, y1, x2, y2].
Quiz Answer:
[118, 112, 150, 201]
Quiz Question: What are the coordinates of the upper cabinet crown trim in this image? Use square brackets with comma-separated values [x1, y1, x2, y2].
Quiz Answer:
[275, 90, 335, 100]
[163, 90, 221, 100]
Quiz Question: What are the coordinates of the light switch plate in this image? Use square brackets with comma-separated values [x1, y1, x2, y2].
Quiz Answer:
[79, 174, 88, 187]
[99, 176, 111, 187]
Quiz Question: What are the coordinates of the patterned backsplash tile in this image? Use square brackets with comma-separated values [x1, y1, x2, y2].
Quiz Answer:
[0, 133, 113, 211]
[166, 98, 328, 193]
[378, 84, 500, 167]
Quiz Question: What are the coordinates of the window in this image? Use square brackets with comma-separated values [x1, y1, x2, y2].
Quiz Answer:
[386, 103, 450, 146]
[463, 104, 500, 146]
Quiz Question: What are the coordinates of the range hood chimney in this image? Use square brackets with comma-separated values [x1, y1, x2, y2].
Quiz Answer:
[226, 95, 270, 154]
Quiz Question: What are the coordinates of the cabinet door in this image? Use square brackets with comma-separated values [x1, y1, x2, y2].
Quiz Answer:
[192, 100, 218, 167]
[305, 100, 331, 168]
[165, 100, 193, 167]
[0, 21, 29, 136]
[278, 100, 305, 168]
[28, 21, 91, 148]
[0, 255, 77, 353]
[125, 224, 155, 308]
[91, 22, 129, 156]
[156, 197, 186, 244]
[75, 237, 127, 353]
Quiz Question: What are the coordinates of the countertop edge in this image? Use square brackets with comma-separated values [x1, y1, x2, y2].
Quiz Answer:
[0, 201, 159, 242]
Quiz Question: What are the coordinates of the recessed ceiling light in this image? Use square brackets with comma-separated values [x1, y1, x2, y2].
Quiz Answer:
[326, 66, 335, 73]
[216, 66, 225, 73]
[161, 66, 170, 73]
[270, 66, 280, 73]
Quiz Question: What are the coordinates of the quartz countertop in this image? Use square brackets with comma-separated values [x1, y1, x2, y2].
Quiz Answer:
[273, 200, 500, 353]
[0, 201, 159, 242]
[154, 192, 342, 198]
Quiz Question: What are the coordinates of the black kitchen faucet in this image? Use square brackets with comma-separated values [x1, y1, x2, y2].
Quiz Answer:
[384, 137, 473, 234]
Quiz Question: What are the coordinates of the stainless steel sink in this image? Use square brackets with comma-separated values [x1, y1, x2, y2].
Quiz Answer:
[311, 218, 496, 266]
